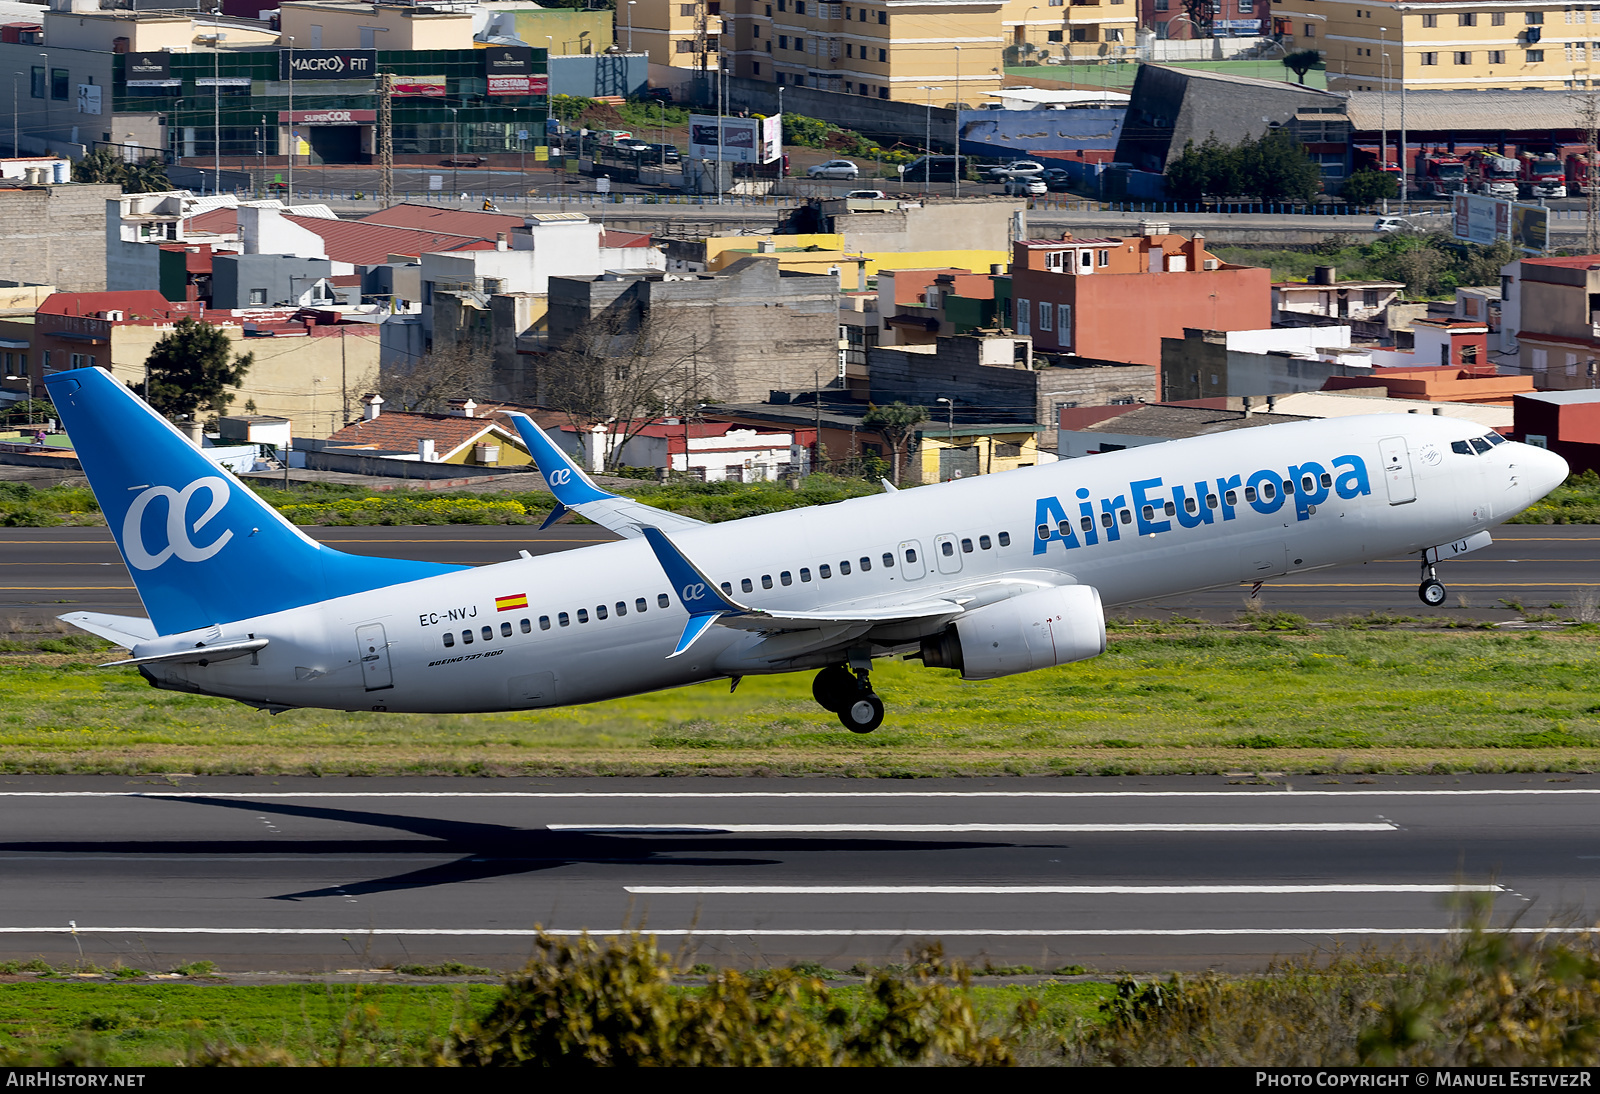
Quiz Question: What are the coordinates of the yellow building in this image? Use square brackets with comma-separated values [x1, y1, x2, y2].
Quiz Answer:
[634, 0, 1133, 103]
[278, 2, 476, 51]
[698, 233, 1011, 286]
[1272, 0, 1593, 92]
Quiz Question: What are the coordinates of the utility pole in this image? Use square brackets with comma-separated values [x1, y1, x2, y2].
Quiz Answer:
[378, 71, 394, 209]
[285, 35, 294, 201]
[1581, 88, 1600, 255]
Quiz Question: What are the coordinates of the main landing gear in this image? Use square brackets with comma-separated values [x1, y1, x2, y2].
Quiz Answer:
[813, 663, 884, 733]
[1418, 556, 1448, 607]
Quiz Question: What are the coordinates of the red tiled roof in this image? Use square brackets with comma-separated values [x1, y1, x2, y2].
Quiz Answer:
[1523, 255, 1600, 269]
[602, 229, 653, 249]
[185, 207, 238, 234]
[359, 203, 523, 238]
[37, 291, 192, 319]
[282, 216, 495, 265]
[324, 411, 525, 459]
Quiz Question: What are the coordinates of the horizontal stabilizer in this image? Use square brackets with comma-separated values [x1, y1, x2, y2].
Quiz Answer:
[102, 637, 268, 668]
[502, 413, 707, 539]
[58, 612, 157, 649]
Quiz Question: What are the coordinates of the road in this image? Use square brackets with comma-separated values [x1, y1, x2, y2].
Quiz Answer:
[0, 774, 1594, 972]
[1, 523, 1593, 630]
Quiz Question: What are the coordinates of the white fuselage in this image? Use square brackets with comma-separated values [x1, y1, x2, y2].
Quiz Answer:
[132, 415, 1560, 714]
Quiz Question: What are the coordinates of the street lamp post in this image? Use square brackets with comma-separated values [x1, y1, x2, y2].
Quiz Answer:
[206, 13, 226, 196]
[450, 107, 460, 198]
[1020, 6, 1037, 57]
[917, 85, 942, 194]
[10, 72, 20, 158]
[1379, 26, 1389, 179]
[627, 1, 636, 52]
[953, 46, 961, 199]
[285, 35, 294, 200]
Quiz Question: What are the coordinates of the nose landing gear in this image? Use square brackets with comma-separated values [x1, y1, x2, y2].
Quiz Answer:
[1419, 556, 1447, 607]
[812, 663, 884, 733]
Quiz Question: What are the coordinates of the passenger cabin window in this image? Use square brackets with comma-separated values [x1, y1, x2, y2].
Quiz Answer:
[1163, 501, 1176, 516]
[801, 568, 812, 582]
[1320, 473, 1333, 487]
[904, 548, 918, 562]
[961, 538, 973, 553]
[462, 630, 474, 644]
[820, 564, 832, 578]
[1282, 480, 1294, 495]
[1262, 483, 1276, 501]
[616, 601, 627, 616]
[741, 578, 753, 593]
[882, 552, 894, 567]
[443, 632, 455, 647]
[658, 594, 670, 608]
[596, 605, 608, 620]
[636, 598, 648, 613]
[577, 609, 589, 623]
[1038, 523, 1051, 541]
[840, 560, 851, 574]
[1245, 487, 1258, 502]
[940, 541, 955, 557]
[1100, 512, 1113, 528]
[482, 626, 493, 641]
[502, 622, 513, 637]
[762, 575, 773, 589]
[1119, 509, 1132, 525]
[559, 612, 571, 626]
[1081, 516, 1093, 532]
[540, 616, 551, 630]
[860, 556, 872, 571]
[721, 582, 732, 595]
[521, 619, 532, 633]
[781, 571, 793, 585]
[1141, 505, 1155, 522]
[998, 532, 1011, 546]
[979, 535, 992, 550]
[1301, 476, 1315, 493]
[1185, 497, 1198, 514]
[1222, 491, 1234, 506]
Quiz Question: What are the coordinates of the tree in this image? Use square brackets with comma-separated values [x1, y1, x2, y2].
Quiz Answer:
[862, 401, 926, 487]
[1165, 135, 1243, 200]
[138, 318, 253, 421]
[536, 307, 709, 472]
[72, 148, 171, 193]
[1283, 50, 1323, 85]
[1167, 129, 1319, 203]
[1180, 0, 1215, 37]
[1342, 169, 1400, 207]
[380, 343, 493, 415]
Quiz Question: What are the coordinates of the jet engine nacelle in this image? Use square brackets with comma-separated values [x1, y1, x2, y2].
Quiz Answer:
[919, 585, 1105, 681]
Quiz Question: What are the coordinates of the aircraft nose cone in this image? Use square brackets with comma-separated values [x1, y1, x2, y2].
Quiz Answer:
[1521, 443, 1570, 499]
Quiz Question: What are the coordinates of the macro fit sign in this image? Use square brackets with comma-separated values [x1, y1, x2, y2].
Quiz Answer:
[279, 49, 376, 80]
[125, 52, 179, 88]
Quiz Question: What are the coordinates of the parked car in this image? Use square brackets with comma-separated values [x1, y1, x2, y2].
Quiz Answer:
[1041, 168, 1074, 191]
[646, 143, 681, 164]
[986, 159, 1046, 180]
[844, 188, 888, 199]
[441, 154, 485, 168]
[1003, 177, 1047, 196]
[897, 156, 967, 183]
[807, 159, 859, 180]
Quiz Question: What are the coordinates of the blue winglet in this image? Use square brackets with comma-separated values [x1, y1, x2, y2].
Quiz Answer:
[538, 503, 570, 530]
[502, 413, 614, 507]
[639, 525, 748, 658]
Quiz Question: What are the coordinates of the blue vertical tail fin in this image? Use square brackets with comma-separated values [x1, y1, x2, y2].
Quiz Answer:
[46, 367, 465, 636]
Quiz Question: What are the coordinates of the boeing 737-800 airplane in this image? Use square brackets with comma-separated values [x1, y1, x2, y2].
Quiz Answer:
[47, 366, 1568, 732]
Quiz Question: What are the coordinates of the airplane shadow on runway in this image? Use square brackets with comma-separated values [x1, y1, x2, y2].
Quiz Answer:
[17, 795, 1010, 902]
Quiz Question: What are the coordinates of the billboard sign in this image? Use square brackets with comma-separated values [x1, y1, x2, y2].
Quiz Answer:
[484, 47, 535, 76]
[1453, 193, 1549, 252]
[1511, 202, 1549, 253]
[125, 52, 179, 88]
[278, 109, 377, 126]
[689, 114, 780, 164]
[1452, 193, 1499, 245]
[393, 75, 447, 98]
[280, 49, 376, 80]
[76, 84, 101, 116]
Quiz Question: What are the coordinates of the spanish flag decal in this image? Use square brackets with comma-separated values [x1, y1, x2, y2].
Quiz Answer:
[495, 593, 529, 612]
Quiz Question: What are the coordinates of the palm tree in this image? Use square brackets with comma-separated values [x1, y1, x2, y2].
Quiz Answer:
[862, 401, 926, 487]
[1283, 50, 1323, 85]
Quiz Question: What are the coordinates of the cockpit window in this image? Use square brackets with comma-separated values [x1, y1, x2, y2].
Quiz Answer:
[1451, 440, 1473, 455]
[1470, 437, 1492, 454]
[1485, 432, 1507, 446]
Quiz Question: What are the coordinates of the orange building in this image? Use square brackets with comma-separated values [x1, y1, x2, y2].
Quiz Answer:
[1007, 230, 1272, 388]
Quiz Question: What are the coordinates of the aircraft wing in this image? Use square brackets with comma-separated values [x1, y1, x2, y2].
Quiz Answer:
[640, 526, 963, 657]
[502, 413, 707, 539]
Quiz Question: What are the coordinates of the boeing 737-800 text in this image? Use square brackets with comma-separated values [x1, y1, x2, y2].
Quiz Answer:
[47, 366, 1568, 732]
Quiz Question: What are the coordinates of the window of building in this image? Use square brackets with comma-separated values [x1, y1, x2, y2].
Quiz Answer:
[753, 60, 762, 73]
[878, 10, 886, 22]
[1529, 11, 1546, 23]
[1492, 12, 1506, 24]
[1017, 297, 1031, 335]
[50, 69, 68, 100]
[1455, 51, 1472, 63]
[778, 34, 788, 47]
[676, 40, 697, 52]
[1057, 303, 1072, 347]
[681, 3, 696, 13]
[845, 43, 852, 56]
[1155, 0, 1168, 8]
[877, 47, 887, 61]
[249, 288, 267, 305]
[1238, 0, 1253, 10]
[1421, 51, 1439, 65]
[29, 66, 43, 98]
[1303, 23, 1315, 36]
[1071, 27, 1092, 40]
[1038, 300, 1052, 331]
[1459, 12, 1476, 25]
[1489, 49, 1506, 63]
[878, 86, 888, 98]
[1047, 29, 1063, 41]
[1423, 13, 1437, 26]
[1529, 48, 1545, 60]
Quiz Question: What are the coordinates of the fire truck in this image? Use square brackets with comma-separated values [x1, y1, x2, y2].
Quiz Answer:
[1519, 151, 1568, 199]
[1566, 150, 1597, 196]
[1414, 150, 1468, 198]
[1467, 151, 1520, 198]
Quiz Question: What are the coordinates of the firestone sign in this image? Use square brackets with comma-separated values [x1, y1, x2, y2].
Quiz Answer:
[278, 109, 377, 126]
[279, 49, 376, 80]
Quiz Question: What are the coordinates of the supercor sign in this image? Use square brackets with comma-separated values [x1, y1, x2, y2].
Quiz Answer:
[278, 109, 378, 126]
[279, 50, 376, 80]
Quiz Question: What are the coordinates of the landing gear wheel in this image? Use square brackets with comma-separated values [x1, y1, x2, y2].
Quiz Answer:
[1419, 578, 1447, 607]
[812, 665, 857, 713]
[839, 692, 885, 734]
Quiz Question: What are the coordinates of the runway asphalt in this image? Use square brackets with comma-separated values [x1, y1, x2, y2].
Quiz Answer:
[0, 774, 1597, 973]
[0, 523, 1594, 629]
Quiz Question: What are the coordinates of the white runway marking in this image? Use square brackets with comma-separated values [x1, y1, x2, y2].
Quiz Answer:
[544, 823, 1398, 834]
[0, 790, 1594, 799]
[624, 884, 1503, 895]
[0, 926, 1573, 938]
